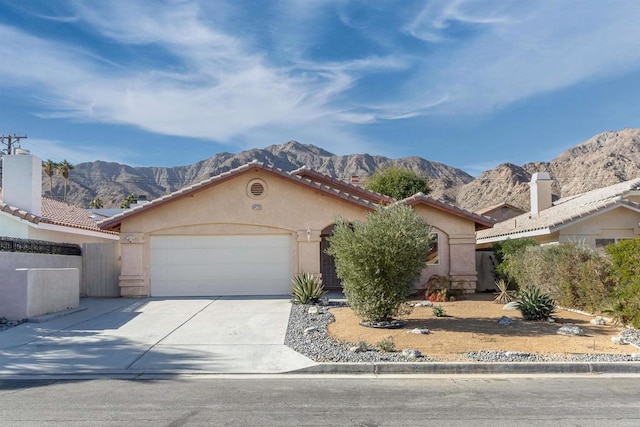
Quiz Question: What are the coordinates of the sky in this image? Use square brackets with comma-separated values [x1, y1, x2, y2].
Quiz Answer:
[1, 1, 640, 176]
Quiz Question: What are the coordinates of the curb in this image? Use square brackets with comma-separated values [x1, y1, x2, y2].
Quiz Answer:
[291, 362, 640, 375]
[27, 307, 87, 323]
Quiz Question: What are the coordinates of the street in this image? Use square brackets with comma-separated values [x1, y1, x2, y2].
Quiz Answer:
[1, 375, 639, 426]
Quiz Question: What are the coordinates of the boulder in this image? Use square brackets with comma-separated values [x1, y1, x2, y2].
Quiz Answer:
[590, 317, 606, 325]
[407, 328, 430, 335]
[557, 325, 584, 336]
[503, 301, 519, 311]
[402, 349, 422, 359]
[498, 316, 514, 325]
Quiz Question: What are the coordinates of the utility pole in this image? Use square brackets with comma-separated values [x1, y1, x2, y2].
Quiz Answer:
[0, 134, 28, 155]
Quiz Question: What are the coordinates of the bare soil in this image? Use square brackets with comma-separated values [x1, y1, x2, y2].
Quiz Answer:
[327, 294, 629, 360]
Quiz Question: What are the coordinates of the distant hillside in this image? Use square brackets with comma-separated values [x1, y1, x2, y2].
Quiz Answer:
[50, 141, 473, 208]
[46, 128, 640, 212]
[455, 128, 640, 212]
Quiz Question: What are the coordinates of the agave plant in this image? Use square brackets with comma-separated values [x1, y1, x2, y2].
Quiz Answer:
[291, 273, 327, 305]
[493, 279, 516, 304]
[516, 286, 556, 321]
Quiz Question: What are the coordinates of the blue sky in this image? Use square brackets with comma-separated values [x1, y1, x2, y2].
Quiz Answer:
[1, 1, 640, 175]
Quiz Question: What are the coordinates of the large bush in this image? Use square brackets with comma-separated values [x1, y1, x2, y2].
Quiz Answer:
[327, 204, 433, 322]
[605, 238, 640, 328]
[491, 238, 539, 285]
[505, 243, 613, 313]
[365, 166, 430, 200]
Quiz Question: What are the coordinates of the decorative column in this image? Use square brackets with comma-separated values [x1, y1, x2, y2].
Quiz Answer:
[296, 228, 322, 278]
[119, 233, 147, 297]
[448, 235, 478, 293]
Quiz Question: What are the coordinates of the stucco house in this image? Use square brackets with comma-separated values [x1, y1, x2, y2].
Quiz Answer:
[98, 161, 493, 298]
[476, 172, 640, 249]
[0, 153, 119, 245]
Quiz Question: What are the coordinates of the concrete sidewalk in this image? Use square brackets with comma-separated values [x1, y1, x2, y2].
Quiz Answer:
[0, 297, 316, 375]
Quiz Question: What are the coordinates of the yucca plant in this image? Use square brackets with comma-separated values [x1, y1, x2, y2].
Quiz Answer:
[493, 279, 516, 304]
[291, 273, 327, 305]
[516, 286, 556, 321]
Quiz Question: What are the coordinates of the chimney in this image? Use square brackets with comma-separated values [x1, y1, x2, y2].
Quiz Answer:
[1, 153, 42, 216]
[529, 172, 553, 217]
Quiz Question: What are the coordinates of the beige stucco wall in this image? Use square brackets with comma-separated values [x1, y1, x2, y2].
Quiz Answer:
[413, 205, 479, 293]
[118, 169, 370, 296]
[0, 213, 116, 245]
[116, 169, 483, 296]
[558, 206, 640, 248]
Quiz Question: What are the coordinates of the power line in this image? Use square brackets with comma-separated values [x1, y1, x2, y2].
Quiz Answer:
[0, 134, 28, 155]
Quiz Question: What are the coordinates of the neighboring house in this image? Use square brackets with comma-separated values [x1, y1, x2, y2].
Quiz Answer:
[476, 172, 640, 249]
[0, 153, 119, 245]
[99, 161, 493, 297]
[475, 202, 526, 223]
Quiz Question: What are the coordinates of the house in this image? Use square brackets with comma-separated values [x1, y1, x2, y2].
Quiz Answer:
[98, 161, 493, 297]
[476, 172, 640, 249]
[0, 153, 119, 245]
[475, 202, 526, 223]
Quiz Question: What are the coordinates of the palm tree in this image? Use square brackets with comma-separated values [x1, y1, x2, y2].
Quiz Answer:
[42, 159, 57, 197]
[89, 197, 104, 209]
[56, 159, 74, 202]
[120, 193, 136, 209]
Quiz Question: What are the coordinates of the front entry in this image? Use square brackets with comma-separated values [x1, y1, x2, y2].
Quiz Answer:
[320, 229, 342, 291]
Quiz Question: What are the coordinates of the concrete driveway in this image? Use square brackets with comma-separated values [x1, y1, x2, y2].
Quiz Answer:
[0, 297, 316, 375]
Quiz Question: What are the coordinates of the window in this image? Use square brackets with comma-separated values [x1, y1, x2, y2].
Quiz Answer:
[426, 234, 439, 265]
[595, 238, 629, 249]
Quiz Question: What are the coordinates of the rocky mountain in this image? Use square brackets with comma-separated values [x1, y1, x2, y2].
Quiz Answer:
[455, 128, 640, 212]
[46, 128, 640, 213]
[51, 141, 474, 208]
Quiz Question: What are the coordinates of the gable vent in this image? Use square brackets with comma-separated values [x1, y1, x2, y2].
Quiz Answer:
[247, 179, 267, 199]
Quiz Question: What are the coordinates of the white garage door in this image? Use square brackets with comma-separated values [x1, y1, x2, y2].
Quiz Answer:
[150, 235, 292, 296]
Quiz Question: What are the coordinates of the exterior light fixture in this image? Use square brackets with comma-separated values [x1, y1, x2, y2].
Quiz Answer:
[307, 227, 311, 242]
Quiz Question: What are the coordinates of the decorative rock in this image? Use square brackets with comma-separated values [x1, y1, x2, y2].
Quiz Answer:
[546, 317, 556, 323]
[303, 327, 320, 335]
[414, 301, 433, 307]
[408, 328, 430, 335]
[503, 301, 519, 311]
[402, 349, 422, 359]
[505, 351, 530, 357]
[631, 353, 640, 360]
[611, 336, 627, 345]
[590, 317, 606, 325]
[557, 325, 584, 336]
[307, 306, 319, 315]
[359, 319, 407, 329]
[497, 316, 514, 325]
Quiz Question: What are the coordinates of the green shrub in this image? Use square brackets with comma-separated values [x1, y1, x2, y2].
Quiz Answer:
[375, 336, 396, 352]
[505, 243, 613, 313]
[491, 238, 539, 284]
[516, 286, 556, 321]
[365, 166, 431, 199]
[327, 204, 433, 322]
[432, 304, 446, 317]
[291, 273, 326, 305]
[605, 238, 640, 328]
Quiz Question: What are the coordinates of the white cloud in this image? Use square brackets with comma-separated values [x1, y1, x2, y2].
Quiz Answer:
[402, 1, 640, 115]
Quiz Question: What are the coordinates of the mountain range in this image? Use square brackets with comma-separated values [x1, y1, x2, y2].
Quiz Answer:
[46, 128, 640, 214]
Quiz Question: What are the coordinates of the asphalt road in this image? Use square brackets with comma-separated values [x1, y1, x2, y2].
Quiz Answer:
[1, 376, 639, 426]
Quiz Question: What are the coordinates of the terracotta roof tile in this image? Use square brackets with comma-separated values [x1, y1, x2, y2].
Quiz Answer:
[0, 188, 117, 236]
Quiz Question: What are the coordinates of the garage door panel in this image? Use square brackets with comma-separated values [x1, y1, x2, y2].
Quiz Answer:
[150, 235, 292, 296]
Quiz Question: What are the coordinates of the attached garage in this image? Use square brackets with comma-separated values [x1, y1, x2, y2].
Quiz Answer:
[150, 235, 292, 296]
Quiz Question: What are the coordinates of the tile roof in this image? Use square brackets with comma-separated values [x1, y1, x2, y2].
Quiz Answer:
[477, 178, 640, 241]
[291, 166, 395, 204]
[397, 193, 495, 230]
[98, 161, 381, 230]
[0, 189, 118, 236]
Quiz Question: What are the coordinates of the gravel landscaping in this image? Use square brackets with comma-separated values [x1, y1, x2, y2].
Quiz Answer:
[285, 300, 640, 363]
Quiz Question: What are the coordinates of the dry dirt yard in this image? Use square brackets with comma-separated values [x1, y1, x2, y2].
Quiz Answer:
[328, 293, 630, 360]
